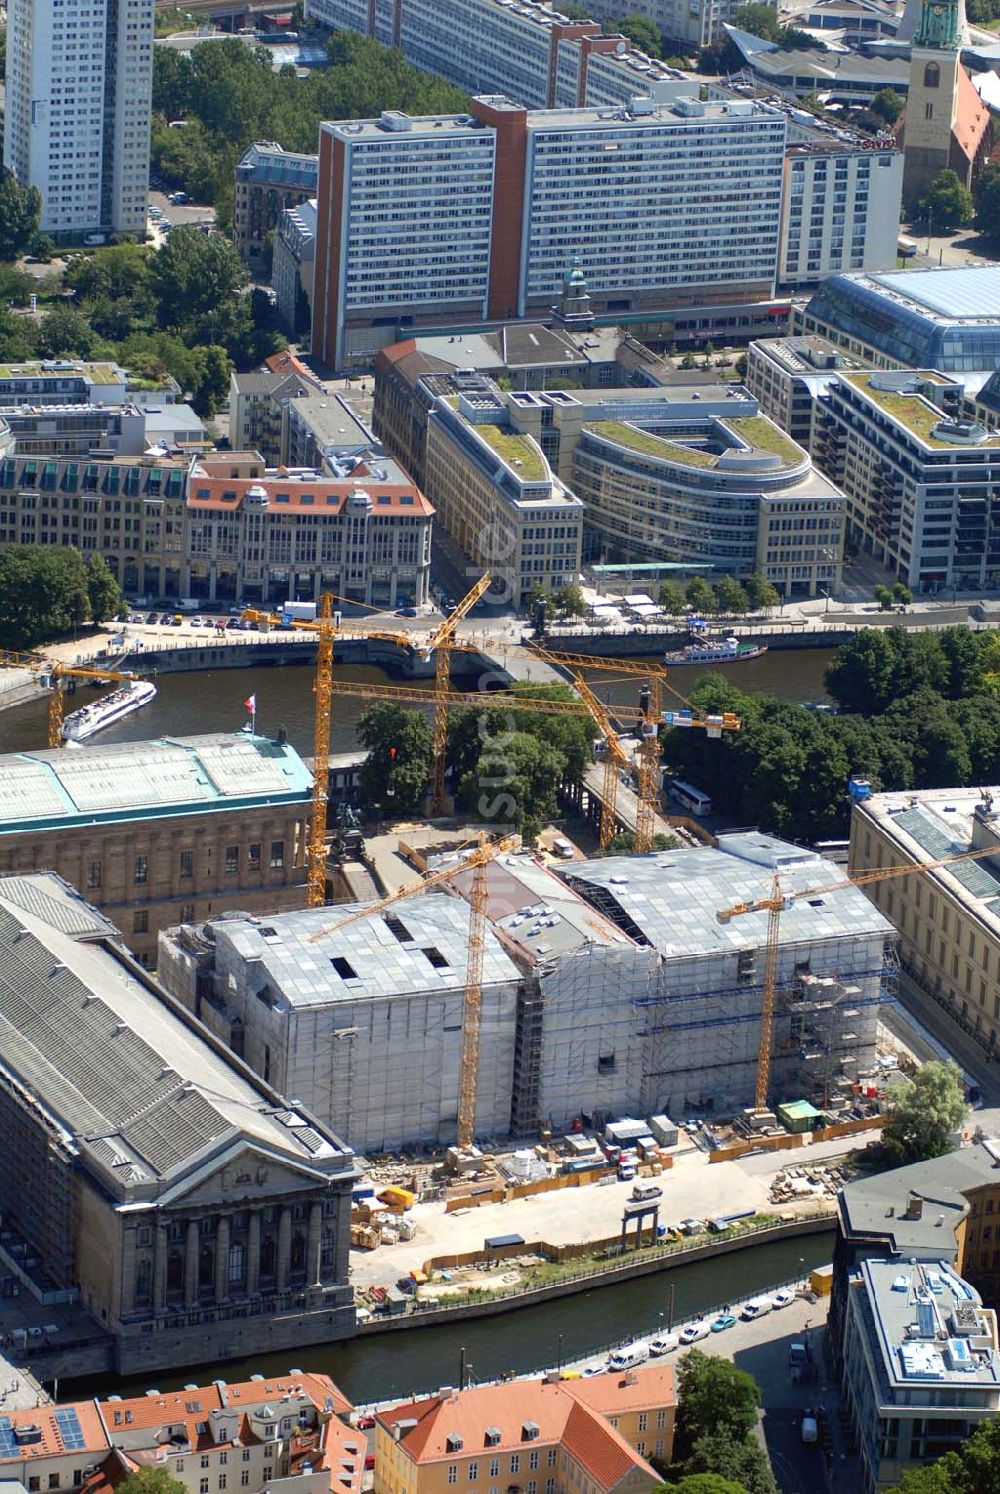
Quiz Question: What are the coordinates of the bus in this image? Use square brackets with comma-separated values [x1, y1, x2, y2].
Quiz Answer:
[897, 234, 918, 259]
[665, 778, 712, 816]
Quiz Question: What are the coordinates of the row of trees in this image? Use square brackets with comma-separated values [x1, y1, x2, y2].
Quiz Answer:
[660, 574, 780, 617]
[655, 1350, 776, 1494]
[664, 627, 1000, 843]
[0, 547, 122, 649]
[357, 686, 595, 840]
[152, 34, 469, 219]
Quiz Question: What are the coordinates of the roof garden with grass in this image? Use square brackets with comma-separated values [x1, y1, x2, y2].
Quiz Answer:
[846, 373, 1000, 450]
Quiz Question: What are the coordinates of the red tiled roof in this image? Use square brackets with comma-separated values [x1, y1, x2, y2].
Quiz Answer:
[186, 471, 433, 516]
[220, 1373, 351, 1416]
[955, 65, 991, 162]
[99, 1386, 224, 1434]
[560, 1365, 675, 1416]
[265, 349, 320, 384]
[376, 1378, 659, 1492]
[0, 1402, 108, 1465]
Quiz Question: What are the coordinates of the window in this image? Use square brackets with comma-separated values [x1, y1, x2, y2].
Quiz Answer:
[270, 839, 284, 869]
[49, 1478, 60, 1490]
[529, 1453, 539, 1471]
[489, 1461, 500, 1478]
[181, 903, 195, 922]
[225, 845, 239, 874]
[134, 854, 147, 885]
[87, 859, 102, 889]
[180, 849, 194, 878]
[218, 1480, 226, 1490]
[200, 1483, 209, 1494]
[133, 910, 148, 934]
[655, 1411, 666, 1430]
[924, 60, 940, 86]
[468, 1464, 478, 1481]
[447, 1469, 458, 1486]
[925, 102, 934, 120]
[248, 842, 261, 870]
[636, 1442, 645, 1457]
[242, 1452, 251, 1464]
[28, 1480, 39, 1492]
[510, 1457, 520, 1475]
[547, 1451, 557, 1468]
[201, 1459, 210, 1470]
[638, 1414, 647, 1432]
[219, 1455, 227, 1466]
[241, 1476, 249, 1487]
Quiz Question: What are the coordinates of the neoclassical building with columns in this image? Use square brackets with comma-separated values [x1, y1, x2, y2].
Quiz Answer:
[0, 872, 360, 1374]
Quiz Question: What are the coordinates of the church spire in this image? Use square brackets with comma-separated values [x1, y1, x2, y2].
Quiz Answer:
[914, 0, 961, 49]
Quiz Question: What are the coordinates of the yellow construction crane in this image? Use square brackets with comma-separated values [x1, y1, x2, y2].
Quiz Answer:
[306, 595, 335, 909]
[718, 839, 1000, 1114]
[309, 831, 518, 1146]
[0, 651, 149, 748]
[425, 574, 492, 816]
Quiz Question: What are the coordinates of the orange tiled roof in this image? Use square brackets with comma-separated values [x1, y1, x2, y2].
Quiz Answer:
[0, 1402, 108, 1464]
[219, 1373, 351, 1416]
[376, 1378, 659, 1492]
[955, 65, 991, 162]
[560, 1364, 675, 1416]
[186, 471, 433, 516]
[99, 1386, 225, 1434]
[265, 349, 320, 383]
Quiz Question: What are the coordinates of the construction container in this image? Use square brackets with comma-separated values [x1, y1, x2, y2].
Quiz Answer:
[379, 1186, 416, 1211]
[605, 1118, 649, 1145]
[777, 1100, 825, 1134]
[810, 1264, 833, 1297]
[648, 1114, 679, 1148]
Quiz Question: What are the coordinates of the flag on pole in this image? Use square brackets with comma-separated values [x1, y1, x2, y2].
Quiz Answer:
[244, 693, 256, 714]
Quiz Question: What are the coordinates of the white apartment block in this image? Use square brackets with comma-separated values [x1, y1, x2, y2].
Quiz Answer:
[4, 0, 152, 238]
[313, 95, 787, 370]
[780, 144, 903, 289]
[305, 0, 693, 107]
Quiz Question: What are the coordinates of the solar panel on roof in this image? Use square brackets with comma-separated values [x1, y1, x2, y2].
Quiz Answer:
[0, 1416, 16, 1455]
[54, 1408, 86, 1450]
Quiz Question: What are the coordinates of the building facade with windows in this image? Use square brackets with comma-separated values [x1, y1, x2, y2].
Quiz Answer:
[185, 452, 432, 608]
[303, 0, 691, 107]
[374, 1369, 675, 1494]
[779, 144, 902, 290]
[814, 368, 1000, 590]
[745, 335, 871, 451]
[423, 377, 583, 606]
[0, 449, 190, 600]
[0, 733, 314, 966]
[0, 872, 358, 1374]
[849, 784, 1000, 1064]
[4, 0, 151, 238]
[312, 95, 787, 371]
[233, 142, 320, 268]
[0, 1374, 361, 1494]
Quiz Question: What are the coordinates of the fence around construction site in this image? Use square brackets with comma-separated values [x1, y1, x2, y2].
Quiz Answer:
[356, 1208, 836, 1334]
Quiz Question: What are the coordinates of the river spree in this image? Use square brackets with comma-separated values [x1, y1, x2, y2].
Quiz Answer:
[96, 1229, 834, 1404]
[0, 647, 836, 757]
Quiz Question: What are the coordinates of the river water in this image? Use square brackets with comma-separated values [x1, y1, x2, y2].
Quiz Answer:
[0, 648, 836, 757]
[8, 642, 837, 1399]
[102, 1229, 834, 1404]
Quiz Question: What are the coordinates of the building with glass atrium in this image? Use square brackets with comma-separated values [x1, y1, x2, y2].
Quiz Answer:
[796, 265, 1000, 375]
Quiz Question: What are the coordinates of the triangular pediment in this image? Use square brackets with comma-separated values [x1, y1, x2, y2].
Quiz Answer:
[156, 1141, 335, 1209]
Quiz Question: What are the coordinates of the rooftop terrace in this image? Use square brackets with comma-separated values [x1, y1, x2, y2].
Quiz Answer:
[845, 373, 1000, 449]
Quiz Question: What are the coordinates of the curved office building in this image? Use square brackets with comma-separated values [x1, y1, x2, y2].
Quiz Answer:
[569, 404, 844, 596]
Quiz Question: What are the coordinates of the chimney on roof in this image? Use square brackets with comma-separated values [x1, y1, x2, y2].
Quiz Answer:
[905, 1193, 923, 1220]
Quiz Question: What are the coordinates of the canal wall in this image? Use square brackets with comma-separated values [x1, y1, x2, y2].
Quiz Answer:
[81, 636, 498, 681]
[356, 1211, 835, 1336]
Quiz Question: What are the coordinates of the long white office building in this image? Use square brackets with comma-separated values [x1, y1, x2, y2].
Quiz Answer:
[313, 94, 788, 369]
[305, 0, 693, 107]
[4, 0, 152, 238]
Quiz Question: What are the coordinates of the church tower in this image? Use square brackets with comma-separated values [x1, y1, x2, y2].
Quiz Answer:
[902, 0, 964, 207]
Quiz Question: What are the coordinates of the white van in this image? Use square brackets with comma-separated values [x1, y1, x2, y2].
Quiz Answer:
[631, 1182, 663, 1202]
[801, 1413, 818, 1444]
[741, 1296, 772, 1321]
[607, 1342, 650, 1372]
[553, 837, 575, 859]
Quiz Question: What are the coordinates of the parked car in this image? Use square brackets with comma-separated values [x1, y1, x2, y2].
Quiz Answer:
[648, 1332, 679, 1356]
[146, 611, 159, 624]
[581, 1363, 607, 1377]
[159, 612, 173, 625]
[711, 1314, 736, 1333]
[355, 1416, 376, 1430]
[771, 1288, 796, 1309]
[679, 1320, 711, 1345]
[226, 617, 242, 630]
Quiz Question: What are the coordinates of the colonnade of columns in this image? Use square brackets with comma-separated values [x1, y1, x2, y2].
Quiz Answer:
[148, 1201, 326, 1315]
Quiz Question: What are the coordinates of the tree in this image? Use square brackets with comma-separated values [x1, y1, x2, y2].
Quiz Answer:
[458, 730, 564, 842]
[975, 160, 1000, 244]
[150, 226, 250, 349]
[881, 1060, 967, 1166]
[892, 582, 913, 605]
[657, 1479, 747, 1494]
[713, 576, 748, 615]
[0, 546, 92, 648]
[674, 1351, 761, 1460]
[85, 554, 123, 624]
[732, 3, 782, 39]
[824, 629, 900, 713]
[115, 1471, 187, 1494]
[553, 582, 587, 618]
[918, 169, 973, 229]
[658, 580, 688, 614]
[685, 577, 715, 613]
[607, 12, 662, 55]
[686, 1436, 777, 1494]
[36, 305, 99, 359]
[602, 831, 679, 854]
[357, 701, 432, 813]
[898, 1413, 1000, 1491]
[0, 168, 41, 261]
[870, 87, 904, 125]
[27, 232, 55, 262]
[744, 572, 780, 611]
[873, 583, 894, 611]
[190, 345, 233, 418]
